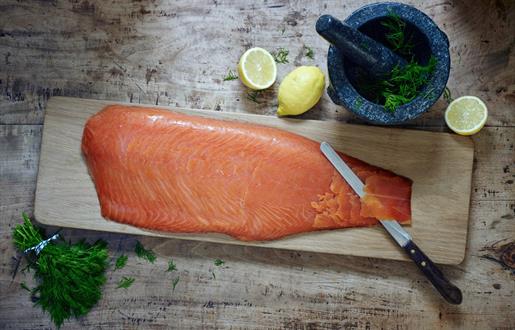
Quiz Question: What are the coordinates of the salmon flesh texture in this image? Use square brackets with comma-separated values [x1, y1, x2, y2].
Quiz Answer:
[81, 105, 412, 241]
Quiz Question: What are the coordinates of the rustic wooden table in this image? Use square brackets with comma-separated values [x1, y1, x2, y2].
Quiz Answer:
[1, 0, 514, 329]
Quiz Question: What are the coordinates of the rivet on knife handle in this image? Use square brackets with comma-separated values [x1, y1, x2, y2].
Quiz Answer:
[403, 240, 463, 305]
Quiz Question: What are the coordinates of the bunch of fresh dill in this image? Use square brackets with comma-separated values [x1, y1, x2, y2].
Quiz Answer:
[13, 214, 108, 328]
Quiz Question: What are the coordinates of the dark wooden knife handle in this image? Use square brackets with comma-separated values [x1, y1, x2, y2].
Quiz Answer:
[403, 240, 463, 305]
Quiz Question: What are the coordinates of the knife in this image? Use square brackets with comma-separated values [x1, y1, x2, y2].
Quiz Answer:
[320, 141, 462, 305]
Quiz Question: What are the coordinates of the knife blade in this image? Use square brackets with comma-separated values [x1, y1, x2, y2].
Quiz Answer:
[320, 142, 411, 246]
[320, 141, 462, 305]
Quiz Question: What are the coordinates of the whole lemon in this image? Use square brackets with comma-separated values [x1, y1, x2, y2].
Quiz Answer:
[277, 66, 325, 116]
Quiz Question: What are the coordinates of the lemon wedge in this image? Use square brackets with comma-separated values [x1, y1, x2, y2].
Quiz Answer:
[277, 66, 325, 116]
[237, 47, 277, 90]
[445, 96, 488, 135]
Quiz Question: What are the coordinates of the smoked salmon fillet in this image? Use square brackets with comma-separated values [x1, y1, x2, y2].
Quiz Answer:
[81, 105, 412, 241]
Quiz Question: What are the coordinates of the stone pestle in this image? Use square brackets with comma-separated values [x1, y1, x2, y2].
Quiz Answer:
[316, 14, 406, 78]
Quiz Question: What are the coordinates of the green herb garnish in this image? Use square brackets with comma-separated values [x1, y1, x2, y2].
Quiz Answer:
[117, 276, 135, 289]
[382, 56, 436, 111]
[20, 282, 31, 292]
[211, 259, 225, 279]
[422, 87, 436, 100]
[355, 57, 437, 112]
[272, 48, 289, 64]
[305, 46, 314, 59]
[167, 259, 177, 272]
[135, 241, 156, 263]
[172, 277, 180, 291]
[443, 87, 453, 104]
[381, 12, 414, 56]
[223, 69, 238, 81]
[114, 255, 128, 270]
[13, 213, 108, 328]
[354, 12, 436, 112]
[354, 97, 364, 109]
[360, 42, 370, 51]
[246, 90, 262, 104]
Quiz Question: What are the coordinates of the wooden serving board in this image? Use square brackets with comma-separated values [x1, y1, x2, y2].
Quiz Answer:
[35, 97, 474, 264]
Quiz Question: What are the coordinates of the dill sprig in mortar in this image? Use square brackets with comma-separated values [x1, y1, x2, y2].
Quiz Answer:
[355, 12, 437, 112]
[381, 12, 414, 56]
[383, 56, 436, 111]
[356, 56, 436, 112]
[13, 214, 108, 328]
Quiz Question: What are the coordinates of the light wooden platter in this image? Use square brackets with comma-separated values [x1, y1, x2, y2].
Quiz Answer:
[35, 97, 474, 264]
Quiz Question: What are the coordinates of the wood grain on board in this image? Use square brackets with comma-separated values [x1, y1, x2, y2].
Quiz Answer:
[35, 97, 474, 264]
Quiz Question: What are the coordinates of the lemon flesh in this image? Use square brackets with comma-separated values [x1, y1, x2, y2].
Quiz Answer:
[445, 96, 488, 135]
[238, 47, 277, 90]
[277, 66, 325, 116]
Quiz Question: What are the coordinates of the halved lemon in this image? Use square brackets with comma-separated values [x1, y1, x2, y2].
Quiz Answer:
[238, 47, 277, 90]
[445, 96, 488, 135]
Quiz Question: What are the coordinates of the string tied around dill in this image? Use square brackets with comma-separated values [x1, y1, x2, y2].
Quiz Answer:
[24, 232, 60, 255]
[12, 223, 61, 279]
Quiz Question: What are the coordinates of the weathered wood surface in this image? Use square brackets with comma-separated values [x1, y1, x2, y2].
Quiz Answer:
[0, 0, 514, 329]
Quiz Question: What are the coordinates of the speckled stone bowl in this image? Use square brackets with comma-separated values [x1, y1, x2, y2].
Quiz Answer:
[325, 2, 450, 125]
